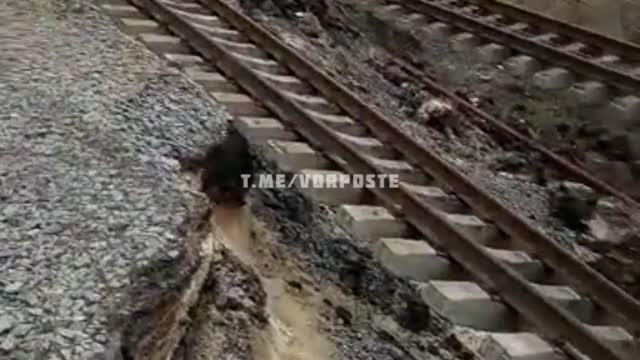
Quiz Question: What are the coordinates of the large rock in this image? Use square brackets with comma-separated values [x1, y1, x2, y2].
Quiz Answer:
[586, 198, 636, 251]
[548, 181, 598, 231]
[415, 97, 455, 131]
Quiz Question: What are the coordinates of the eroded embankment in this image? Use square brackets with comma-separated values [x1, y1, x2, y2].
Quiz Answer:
[113, 132, 473, 360]
[115, 203, 338, 360]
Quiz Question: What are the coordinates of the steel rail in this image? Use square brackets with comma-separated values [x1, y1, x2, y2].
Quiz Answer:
[391, 56, 640, 208]
[194, 0, 640, 334]
[467, 0, 640, 60]
[393, 0, 640, 92]
[134, 0, 633, 358]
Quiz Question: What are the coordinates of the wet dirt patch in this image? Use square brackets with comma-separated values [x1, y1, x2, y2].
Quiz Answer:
[173, 238, 267, 360]
[211, 205, 337, 360]
[108, 128, 477, 360]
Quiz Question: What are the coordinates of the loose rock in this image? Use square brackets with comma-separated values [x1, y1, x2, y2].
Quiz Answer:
[489, 151, 530, 173]
[549, 181, 598, 231]
[0, 315, 15, 335]
[415, 97, 455, 132]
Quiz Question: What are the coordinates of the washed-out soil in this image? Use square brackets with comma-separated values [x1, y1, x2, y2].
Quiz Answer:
[111, 137, 475, 360]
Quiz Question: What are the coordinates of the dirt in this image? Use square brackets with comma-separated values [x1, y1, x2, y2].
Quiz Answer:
[180, 125, 254, 206]
[110, 203, 215, 360]
[205, 205, 335, 360]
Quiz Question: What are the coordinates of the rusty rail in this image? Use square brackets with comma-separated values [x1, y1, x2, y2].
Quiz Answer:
[394, 0, 640, 92]
[468, 0, 640, 60]
[391, 56, 640, 208]
[133, 0, 637, 358]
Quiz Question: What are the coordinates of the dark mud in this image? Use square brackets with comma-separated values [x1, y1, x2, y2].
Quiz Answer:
[180, 125, 255, 206]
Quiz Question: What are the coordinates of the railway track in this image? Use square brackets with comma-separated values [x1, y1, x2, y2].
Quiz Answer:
[101, 0, 640, 359]
[376, 0, 640, 94]
[355, 0, 640, 206]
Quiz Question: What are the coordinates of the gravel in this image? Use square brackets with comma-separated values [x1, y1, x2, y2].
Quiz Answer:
[0, 1, 229, 358]
[226, 0, 605, 261]
[249, 157, 472, 360]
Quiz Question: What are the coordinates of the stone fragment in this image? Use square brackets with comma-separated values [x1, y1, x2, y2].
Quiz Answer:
[0, 315, 15, 334]
[504, 55, 541, 78]
[477, 43, 511, 63]
[549, 181, 597, 231]
[532, 68, 573, 90]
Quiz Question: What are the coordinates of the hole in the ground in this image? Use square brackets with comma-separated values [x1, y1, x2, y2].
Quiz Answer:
[180, 126, 255, 207]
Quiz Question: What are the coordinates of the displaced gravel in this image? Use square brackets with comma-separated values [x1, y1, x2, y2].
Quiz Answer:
[0, 1, 229, 358]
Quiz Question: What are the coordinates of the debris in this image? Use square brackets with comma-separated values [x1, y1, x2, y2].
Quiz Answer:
[335, 305, 352, 326]
[489, 151, 529, 173]
[415, 97, 454, 130]
[584, 198, 636, 252]
[478, 72, 492, 82]
[181, 126, 254, 206]
[549, 181, 598, 231]
[381, 63, 411, 86]
[395, 298, 431, 332]
[298, 12, 323, 38]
